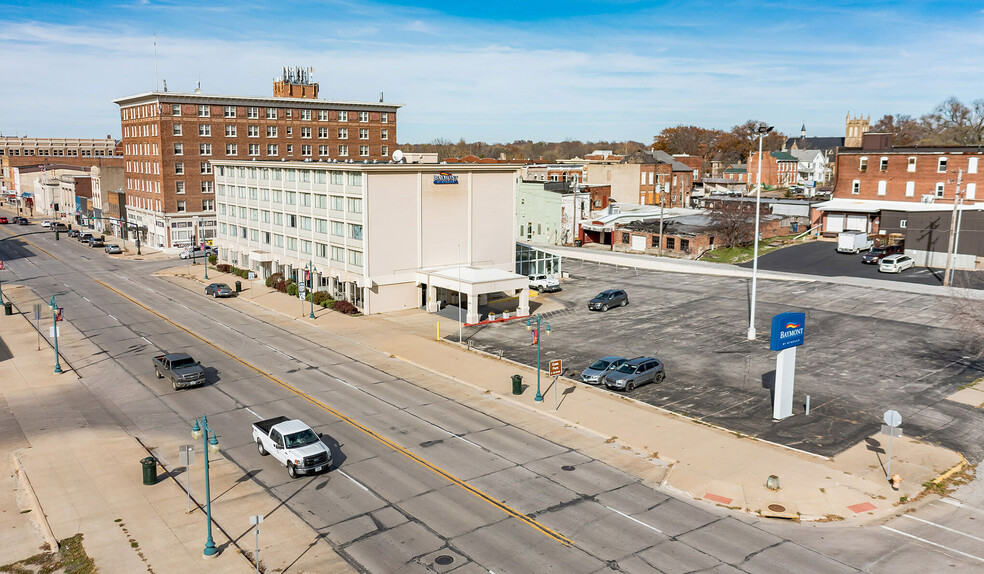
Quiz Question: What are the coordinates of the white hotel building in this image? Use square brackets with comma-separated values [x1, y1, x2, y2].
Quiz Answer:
[211, 160, 531, 320]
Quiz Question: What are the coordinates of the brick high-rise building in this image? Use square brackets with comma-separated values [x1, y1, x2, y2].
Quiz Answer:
[113, 71, 401, 249]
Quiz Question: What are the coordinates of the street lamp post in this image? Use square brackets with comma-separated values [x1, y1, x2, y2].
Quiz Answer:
[747, 124, 774, 341]
[191, 414, 221, 559]
[525, 315, 551, 402]
[49, 295, 62, 373]
[304, 259, 316, 318]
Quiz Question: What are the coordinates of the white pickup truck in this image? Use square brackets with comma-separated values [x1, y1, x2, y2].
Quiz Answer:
[253, 416, 332, 478]
[528, 274, 561, 293]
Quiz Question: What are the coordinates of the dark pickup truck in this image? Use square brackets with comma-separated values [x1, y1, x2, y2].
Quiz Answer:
[152, 352, 206, 390]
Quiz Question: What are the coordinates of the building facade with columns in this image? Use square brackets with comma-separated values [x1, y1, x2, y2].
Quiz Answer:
[211, 160, 529, 320]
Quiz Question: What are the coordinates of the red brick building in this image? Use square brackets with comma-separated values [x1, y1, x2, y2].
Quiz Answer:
[612, 213, 791, 258]
[748, 150, 799, 187]
[113, 73, 402, 249]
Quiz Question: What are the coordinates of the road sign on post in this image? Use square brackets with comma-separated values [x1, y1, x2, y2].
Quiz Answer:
[548, 360, 562, 376]
[180, 445, 195, 512]
[882, 409, 902, 480]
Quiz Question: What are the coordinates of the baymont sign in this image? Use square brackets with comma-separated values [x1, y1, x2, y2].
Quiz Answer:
[769, 312, 805, 351]
[433, 172, 458, 184]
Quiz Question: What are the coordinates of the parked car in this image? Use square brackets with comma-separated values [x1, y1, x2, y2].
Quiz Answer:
[580, 356, 629, 384]
[16, 217, 29, 225]
[879, 254, 915, 273]
[253, 416, 332, 478]
[588, 289, 629, 311]
[88, 236, 105, 247]
[205, 283, 233, 298]
[0, 217, 8, 224]
[104, 244, 123, 254]
[528, 274, 561, 293]
[40, 220, 52, 228]
[603, 357, 665, 391]
[51, 222, 69, 232]
[861, 244, 903, 264]
[152, 352, 206, 390]
[78, 232, 93, 243]
[180, 246, 215, 259]
[67, 229, 80, 238]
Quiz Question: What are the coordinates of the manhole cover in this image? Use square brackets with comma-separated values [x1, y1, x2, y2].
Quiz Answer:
[768, 504, 786, 513]
[434, 555, 454, 566]
[561, 465, 576, 471]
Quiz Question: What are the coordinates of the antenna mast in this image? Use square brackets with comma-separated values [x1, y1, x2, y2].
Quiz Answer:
[154, 34, 160, 91]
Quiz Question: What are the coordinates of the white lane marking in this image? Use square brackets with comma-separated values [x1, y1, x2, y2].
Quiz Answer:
[881, 525, 984, 563]
[108, 314, 118, 322]
[219, 323, 233, 330]
[141, 336, 153, 345]
[337, 469, 371, 493]
[605, 505, 663, 534]
[244, 407, 262, 419]
[177, 303, 189, 310]
[939, 498, 984, 517]
[82, 296, 90, 302]
[334, 377, 356, 388]
[425, 422, 483, 449]
[903, 514, 984, 543]
[63, 283, 70, 287]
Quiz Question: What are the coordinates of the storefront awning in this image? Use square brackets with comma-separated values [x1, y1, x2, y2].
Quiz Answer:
[249, 250, 274, 262]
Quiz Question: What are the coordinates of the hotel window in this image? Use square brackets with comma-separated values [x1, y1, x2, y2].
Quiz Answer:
[879, 157, 888, 171]
[247, 107, 259, 119]
[936, 182, 945, 197]
[286, 190, 296, 203]
[225, 125, 237, 137]
[851, 180, 860, 194]
[202, 181, 214, 194]
[201, 162, 212, 174]
[338, 145, 348, 156]
[250, 229, 259, 241]
[316, 243, 327, 257]
[331, 221, 344, 236]
[286, 237, 297, 250]
[315, 218, 327, 233]
[203, 199, 214, 211]
[249, 144, 260, 156]
[359, 145, 369, 157]
[300, 240, 312, 254]
[381, 112, 388, 123]
[319, 145, 330, 156]
[247, 125, 259, 137]
[174, 162, 184, 175]
[199, 124, 211, 136]
[331, 246, 344, 262]
[314, 192, 326, 206]
[858, 157, 867, 172]
[239, 207, 248, 219]
[381, 129, 389, 140]
[224, 106, 236, 118]
[200, 143, 212, 155]
[349, 224, 363, 240]
[338, 128, 348, 139]
[172, 104, 181, 116]
[262, 210, 270, 222]
[273, 212, 283, 225]
[219, 203, 226, 215]
[330, 196, 343, 211]
[381, 146, 388, 157]
[225, 144, 237, 156]
[250, 208, 259, 221]
[273, 234, 283, 247]
[330, 171, 343, 185]
[301, 110, 311, 120]
[318, 127, 329, 138]
[299, 192, 311, 206]
[261, 231, 270, 244]
[267, 126, 277, 138]
[318, 110, 329, 121]
[174, 143, 183, 155]
[347, 172, 362, 186]
[359, 128, 369, 140]
[198, 105, 210, 117]
[907, 157, 917, 172]
[347, 197, 362, 213]
[359, 111, 369, 122]
[173, 124, 183, 136]
[338, 111, 348, 122]
[267, 144, 278, 156]
[348, 250, 363, 266]
[176, 181, 185, 194]
[249, 187, 258, 200]
[266, 108, 277, 119]
[177, 200, 186, 212]
[300, 217, 312, 231]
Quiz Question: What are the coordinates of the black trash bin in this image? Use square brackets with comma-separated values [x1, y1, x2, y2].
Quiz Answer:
[141, 456, 158, 485]
[511, 374, 523, 395]
[235, 280, 242, 292]
[3, 302, 12, 316]
[574, 239, 582, 247]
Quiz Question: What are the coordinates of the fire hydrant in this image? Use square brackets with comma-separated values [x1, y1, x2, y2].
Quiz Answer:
[891, 474, 902, 490]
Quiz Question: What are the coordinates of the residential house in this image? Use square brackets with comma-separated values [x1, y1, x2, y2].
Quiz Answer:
[748, 150, 799, 188]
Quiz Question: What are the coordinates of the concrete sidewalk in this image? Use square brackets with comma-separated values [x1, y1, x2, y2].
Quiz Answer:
[0, 284, 352, 573]
[164, 265, 967, 525]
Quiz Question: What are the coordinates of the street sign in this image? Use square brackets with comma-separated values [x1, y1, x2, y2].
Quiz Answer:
[247, 271, 256, 280]
[48, 326, 60, 337]
[298, 284, 306, 299]
[883, 410, 902, 427]
[880, 425, 903, 438]
[179, 445, 195, 466]
[250, 515, 263, 526]
[33, 303, 42, 321]
[548, 359, 562, 376]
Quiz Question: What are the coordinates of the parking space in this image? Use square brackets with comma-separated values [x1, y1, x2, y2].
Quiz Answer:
[459, 259, 984, 459]
[740, 241, 984, 290]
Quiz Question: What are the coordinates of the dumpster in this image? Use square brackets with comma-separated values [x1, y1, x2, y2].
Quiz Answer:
[141, 456, 158, 485]
[511, 374, 523, 395]
[3, 302, 11, 316]
[235, 280, 242, 292]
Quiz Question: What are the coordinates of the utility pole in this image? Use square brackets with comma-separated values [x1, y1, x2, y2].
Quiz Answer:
[658, 177, 665, 257]
[942, 168, 963, 287]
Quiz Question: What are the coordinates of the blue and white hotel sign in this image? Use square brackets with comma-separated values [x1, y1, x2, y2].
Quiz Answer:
[433, 172, 458, 184]
[769, 311, 805, 352]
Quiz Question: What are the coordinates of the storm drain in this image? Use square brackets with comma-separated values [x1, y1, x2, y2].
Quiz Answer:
[434, 555, 454, 566]
[768, 504, 786, 513]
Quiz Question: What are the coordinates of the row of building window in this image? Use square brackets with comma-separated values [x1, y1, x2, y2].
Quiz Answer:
[620, 232, 692, 251]
[170, 143, 382, 158]
[218, 205, 363, 238]
[168, 124, 387, 140]
[0, 148, 114, 157]
[218, 188, 363, 212]
[850, 180, 978, 199]
[171, 105, 387, 124]
[218, 224, 364, 265]
[217, 166, 363, 186]
[858, 156, 979, 174]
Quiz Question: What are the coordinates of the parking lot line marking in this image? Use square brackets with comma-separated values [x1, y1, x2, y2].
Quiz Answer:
[108, 314, 118, 322]
[92, 278, 573, 547]
[904, 515, 984, 543]
[337, 469, 372, 493]
[141, 336, 153, 345]
[604, 505, 662, 534]
[881, 526, 984, 563]
[333, 377, 356, 388]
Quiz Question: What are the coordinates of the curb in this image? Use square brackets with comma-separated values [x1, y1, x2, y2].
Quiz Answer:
[933, 453, 970, 484]
[11, 451, 60, 552]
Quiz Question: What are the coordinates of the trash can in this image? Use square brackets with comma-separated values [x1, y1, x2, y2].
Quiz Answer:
[235, 280, 242, 292]
[3, 302, 12, 316]
[141, 456, 158, 485]
[574, 239, 582, 247]
[511, 374, 523, 395]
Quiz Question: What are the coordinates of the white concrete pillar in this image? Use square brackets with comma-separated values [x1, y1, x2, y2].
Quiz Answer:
[466, 292, 480, 324]
[478, 293, 488, 305]
[517, 287, 530, 316]
[426, 283, 439, 312]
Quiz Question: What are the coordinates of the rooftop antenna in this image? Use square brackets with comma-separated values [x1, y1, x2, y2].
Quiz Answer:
[154, 33, 159, 91]
[163, 79, 167, 92]
[379, 92, 384, 102]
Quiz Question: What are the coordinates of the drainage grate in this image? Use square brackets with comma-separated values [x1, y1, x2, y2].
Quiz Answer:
[561, 465, 576, 471]
[434, 555, 454, 566]
[768, 504, 786, 513]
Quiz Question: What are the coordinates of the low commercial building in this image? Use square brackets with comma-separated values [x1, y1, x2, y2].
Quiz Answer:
[212, 160, 529, 321]
[612, 213, 791, 258]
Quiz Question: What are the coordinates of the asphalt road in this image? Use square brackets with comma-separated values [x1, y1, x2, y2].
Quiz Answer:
[460, 258, 984, 461]
[4, 220, 984, 573]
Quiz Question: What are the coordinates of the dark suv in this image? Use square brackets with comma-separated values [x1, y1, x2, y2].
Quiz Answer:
[861, 244, 903, 264]
[603, 357, 665, 391]
[588, 289, 628, 311]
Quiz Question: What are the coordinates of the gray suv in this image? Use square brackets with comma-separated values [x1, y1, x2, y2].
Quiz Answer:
[588, 289, 628, 312]
[580, 356, 628, 384]
[603, 357, 665, 391]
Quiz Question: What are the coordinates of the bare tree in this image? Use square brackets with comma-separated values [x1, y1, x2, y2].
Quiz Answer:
[706, 202, 757, 248]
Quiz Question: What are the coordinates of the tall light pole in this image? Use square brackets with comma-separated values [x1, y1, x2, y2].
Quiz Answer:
[305, 259, 316, 318]
[747, 124, 774, 341]
[525, 315, 551, 402]
[191, 414, 221, 559]
[49, 295, 62, 373]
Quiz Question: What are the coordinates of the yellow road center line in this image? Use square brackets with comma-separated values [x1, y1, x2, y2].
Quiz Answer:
[93, 278, 574, 546]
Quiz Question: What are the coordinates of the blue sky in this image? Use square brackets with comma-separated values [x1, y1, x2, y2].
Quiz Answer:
[1, 1, 982, 144]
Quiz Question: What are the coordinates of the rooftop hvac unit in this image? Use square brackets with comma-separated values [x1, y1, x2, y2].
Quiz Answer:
[920, 194, 936, 203]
